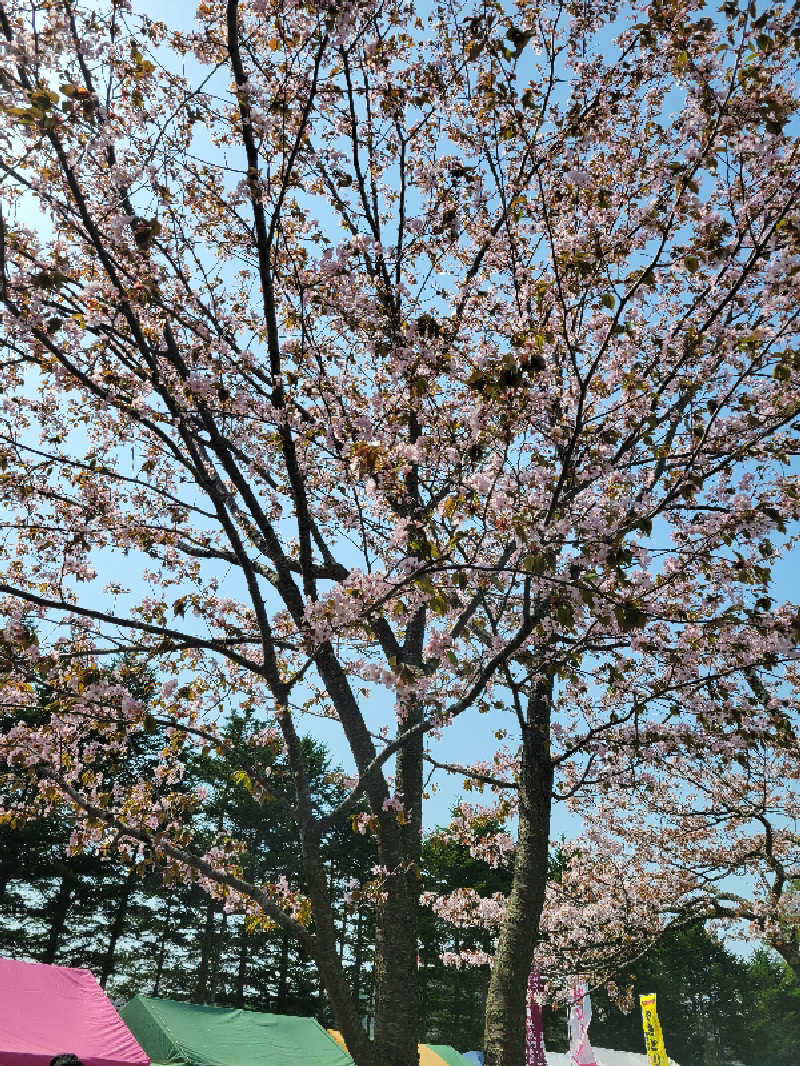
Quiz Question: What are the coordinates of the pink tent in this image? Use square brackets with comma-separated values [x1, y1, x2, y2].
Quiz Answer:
[0, 958, 150, 1066]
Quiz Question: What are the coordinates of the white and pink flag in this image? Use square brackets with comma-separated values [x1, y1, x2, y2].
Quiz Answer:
[567, 981, 598, 1066]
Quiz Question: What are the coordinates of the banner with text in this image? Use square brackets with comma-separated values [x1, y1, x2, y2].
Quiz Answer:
[640, 993, 669, 1066]
[526, 969, 547, 1066]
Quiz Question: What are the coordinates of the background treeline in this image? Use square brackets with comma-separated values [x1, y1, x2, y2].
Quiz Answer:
[1, 706, 797, 1065]
[0, 697, 500, 1050]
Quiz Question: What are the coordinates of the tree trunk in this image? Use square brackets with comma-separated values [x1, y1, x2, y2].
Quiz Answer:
[100, 869, 136, 987]
[307, 652, 398, 1066]
[372, 691, 423, 1066]
[373, 873, 421, 1066]
[483, 678, 553, 1066]
[43, 872, 74, 964]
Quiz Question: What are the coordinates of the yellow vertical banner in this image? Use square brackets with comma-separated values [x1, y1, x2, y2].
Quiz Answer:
[640, 994, 669, 1066]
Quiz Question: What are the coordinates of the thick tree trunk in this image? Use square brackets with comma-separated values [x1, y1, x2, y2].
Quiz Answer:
[483, 679, 553, 1066]
[100, 869, 136, 987]
[307, 652, 399, 1066]
[303, 638, 423, 1066]
[43, 872, 74, 964]
[373, 873, 420, 1066]
[372, 693, 423, 1066]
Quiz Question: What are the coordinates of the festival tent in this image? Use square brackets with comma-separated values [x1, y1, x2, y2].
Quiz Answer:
[328, 1030, 473, 1066]
[121, 996, 354, 1066]
[545, 1049, 681, 1066]
[425, 1047, 475, 1066]
[0, 957, 150, 1066]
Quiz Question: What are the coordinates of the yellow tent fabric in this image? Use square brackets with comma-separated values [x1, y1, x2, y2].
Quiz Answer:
[327, 1032, 455, 1066]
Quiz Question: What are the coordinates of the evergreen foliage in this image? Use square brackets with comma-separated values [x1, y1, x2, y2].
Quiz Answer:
[587, 926, 800, 1066]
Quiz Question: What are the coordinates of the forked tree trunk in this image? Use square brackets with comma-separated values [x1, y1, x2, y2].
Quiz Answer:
[484, 679, 553, 1066]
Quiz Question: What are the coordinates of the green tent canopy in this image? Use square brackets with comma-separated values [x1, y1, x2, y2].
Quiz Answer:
[329, 1029, 474, 1066]
[120, 996, 355, 1066]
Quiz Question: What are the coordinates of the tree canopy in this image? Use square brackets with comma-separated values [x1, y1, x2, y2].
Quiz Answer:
[1, 1, 800, 1064]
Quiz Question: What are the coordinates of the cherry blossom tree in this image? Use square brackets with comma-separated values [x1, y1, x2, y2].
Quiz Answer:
[1, 1, 800, 1065]
[544, 674, 800, 987]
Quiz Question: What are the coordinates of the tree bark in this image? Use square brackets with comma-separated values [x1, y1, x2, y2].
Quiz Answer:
[483, 678, 553, 1066]
[372, 873, 421, 1066]
[372, 693, 423, 1066]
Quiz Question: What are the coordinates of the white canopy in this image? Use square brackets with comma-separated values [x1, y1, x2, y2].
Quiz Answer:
[546, 1050, 680, 1066]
